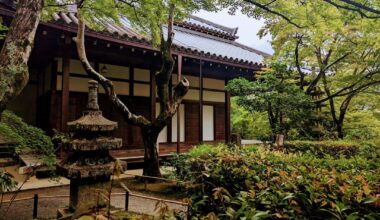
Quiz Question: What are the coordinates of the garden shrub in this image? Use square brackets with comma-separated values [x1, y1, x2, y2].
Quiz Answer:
[282, 140, 363, 158]
[171, 144, 380, 219]
[0, 110, 55, 167]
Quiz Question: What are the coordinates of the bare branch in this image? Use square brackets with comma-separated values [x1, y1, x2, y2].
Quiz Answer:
[306, 52, 350, 94]
[323, 0, 380, 17]
[315, 76, 380, 104]
[294, 36, 305, 89]
[243, 0, 303, 28]
[73, 10, 150, 127]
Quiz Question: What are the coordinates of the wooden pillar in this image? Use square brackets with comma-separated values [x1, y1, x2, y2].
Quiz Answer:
[61, 37, 71, 132]
[128, 66, 134, 145]
[199, 59, 203, 143]
[177, 55, 182, 153]
[150, 69, 156, 121]
[129, 66, 134, 97]
[225, 79, 231, 143]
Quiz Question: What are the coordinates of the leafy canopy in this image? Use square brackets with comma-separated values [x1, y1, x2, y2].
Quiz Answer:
[226, 63, 313, 136]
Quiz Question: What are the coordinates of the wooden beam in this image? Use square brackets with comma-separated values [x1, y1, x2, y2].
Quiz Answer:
[150, 69, 156, 121]
[177, 55, 182, 153]
[225, 79, 231, 143]
[199, 59, 203, 143]
[61, 37, 71, 132]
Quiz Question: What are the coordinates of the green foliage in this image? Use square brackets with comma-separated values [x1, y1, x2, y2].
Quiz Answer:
[0, 110, 55, 167]
[0, 169, 17, 193]
[343, 92, 380, 141]
[282, 140, 371, 158]
[226, 63, 314, 138]
[171, 143, 380, 219]
[218, 0, 380, 139]
[231, 100, 272, 141]
[0, 23, 7, 39]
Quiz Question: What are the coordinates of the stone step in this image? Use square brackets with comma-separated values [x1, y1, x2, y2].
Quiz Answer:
[0, 151, 14, 158]
[0, 157, 17, 167]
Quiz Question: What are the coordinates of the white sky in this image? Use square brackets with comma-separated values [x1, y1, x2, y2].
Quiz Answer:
[194, 9, 274, 55]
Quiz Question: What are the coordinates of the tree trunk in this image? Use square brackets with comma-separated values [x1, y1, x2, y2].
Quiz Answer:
[74, 4, 188, 178]
[335, 93, 356, 139]
[0, 0, 43, 112]
[141, 127, 161, 177]
[336, 123, 344, 139]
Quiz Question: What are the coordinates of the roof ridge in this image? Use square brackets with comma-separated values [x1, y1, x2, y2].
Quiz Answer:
[174, 25, 268, 57]
[230, 41, 270, 57]
[190, 15, 238, 36]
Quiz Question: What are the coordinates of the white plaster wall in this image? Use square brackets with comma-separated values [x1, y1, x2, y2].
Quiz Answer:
[57, 58, 89, 75]
[183, 75, 200, 88]
[184, 89, 199, 100]
[99, 63, 129, 79]
[134, 68, 150, 82]
[172, 74, 178, 84]
[57, 76, 130, 95]
[203, 78, 225, 90]
[156, 103, 168, 143]
[171, 104, 185, 142]
[134, 83, 150, 97]
[202, 105, 214, 141]
[113, 81, 130, 95]
[203, 91, 225, 102]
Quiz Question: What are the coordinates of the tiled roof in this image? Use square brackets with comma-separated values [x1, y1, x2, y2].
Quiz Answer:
[0, 1, 267, 67]
[170, 26, 265, 64]
[177, 15, 239, 40]
[51, 12, 267, 65]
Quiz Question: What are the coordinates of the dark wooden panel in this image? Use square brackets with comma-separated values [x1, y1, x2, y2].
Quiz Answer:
[185, 103, 200, 142]
[50, 91, 151, 149]
[215, 104, 226, 141]
[128, 97, 150, 147]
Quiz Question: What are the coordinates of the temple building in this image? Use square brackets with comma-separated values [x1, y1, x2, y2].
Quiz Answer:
[0, 1, 267, 161]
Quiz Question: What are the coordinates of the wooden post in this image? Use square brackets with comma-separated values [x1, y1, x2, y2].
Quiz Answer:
[225, 79, 231, 143]
[199, 59, 203, 143]
[125, 191, 129, 211]
[33, 194, 38, 219]
[150, 69, 156, 121]
[61, 36, 71, 132]
[129, 66, 134, 97]
[128, 66, 134, 145]
[177, 55, 182, 153]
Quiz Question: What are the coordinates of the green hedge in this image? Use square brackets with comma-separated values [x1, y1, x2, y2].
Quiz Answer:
[281, 140, 369, 158]
[171, 144, 380, 219]
[0, 110, 55, 167]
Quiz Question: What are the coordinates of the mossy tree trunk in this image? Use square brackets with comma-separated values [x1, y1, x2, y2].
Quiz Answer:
[74, 4, 189, 177]
[141, 127, 161, 177]
[0, 0, 43, 112]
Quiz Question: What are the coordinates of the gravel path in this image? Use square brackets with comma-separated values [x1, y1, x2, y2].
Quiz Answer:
[0, 186, 187, 220]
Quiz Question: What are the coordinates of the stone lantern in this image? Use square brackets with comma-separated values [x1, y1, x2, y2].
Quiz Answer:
[57, 80, 123, 217]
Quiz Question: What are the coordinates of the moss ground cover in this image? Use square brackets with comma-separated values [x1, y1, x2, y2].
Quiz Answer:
[171, 142, 380, 219]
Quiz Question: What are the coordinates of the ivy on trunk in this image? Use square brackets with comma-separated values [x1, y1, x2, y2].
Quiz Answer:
[0, 0, 44, 112]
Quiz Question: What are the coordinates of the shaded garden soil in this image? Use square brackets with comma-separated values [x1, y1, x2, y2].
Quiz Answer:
[114, 178, 187, 201]
[0, 178, 188, 220]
